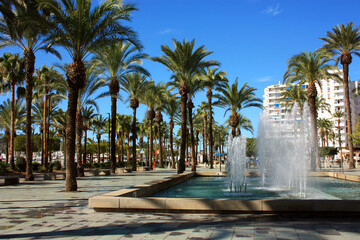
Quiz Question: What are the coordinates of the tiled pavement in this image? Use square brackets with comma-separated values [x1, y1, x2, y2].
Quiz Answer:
[0, 167, 360, 240]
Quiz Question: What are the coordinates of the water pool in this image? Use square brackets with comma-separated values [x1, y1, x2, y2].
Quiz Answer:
[152, 177, 360, 200]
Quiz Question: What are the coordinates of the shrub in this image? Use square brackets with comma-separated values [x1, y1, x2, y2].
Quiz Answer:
[0, 162, 8, 175]
[32, 162, 41, 172]
[116, 161, 125, 168]
[92, 162, 100, 168]
[50, 161, 62, 171]
[99, 162, 110, 169]
[15, 157, 26, 172]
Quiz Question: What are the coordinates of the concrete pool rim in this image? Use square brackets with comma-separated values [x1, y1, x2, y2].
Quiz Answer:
[88, 171, 360, 213]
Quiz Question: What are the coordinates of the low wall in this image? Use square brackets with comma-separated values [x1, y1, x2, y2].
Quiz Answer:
[88, 171, 360, 213]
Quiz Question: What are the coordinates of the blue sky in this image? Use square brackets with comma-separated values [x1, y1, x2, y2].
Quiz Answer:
[1, 0, 360, 139]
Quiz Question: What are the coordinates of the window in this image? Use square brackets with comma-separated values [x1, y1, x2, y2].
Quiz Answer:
[275, 104, 280, 107]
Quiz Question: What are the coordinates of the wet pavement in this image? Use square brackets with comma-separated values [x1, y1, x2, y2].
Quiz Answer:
[0, 166, 360, 239]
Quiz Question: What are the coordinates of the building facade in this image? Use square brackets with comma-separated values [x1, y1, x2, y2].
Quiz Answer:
[263, 78, 360, 149]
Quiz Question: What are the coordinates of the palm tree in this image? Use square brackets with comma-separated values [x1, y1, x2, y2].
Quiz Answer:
[320, 22, 360, 168]
[91, 115, 107, 164]
[318, 118, 332, 147]
[52, 109, 67, 164]
[283, 51, 340, 170]
[0, 99, 26, 166]
[119, 73, 150, 171]
[214, 78, 262, 136]
[39, 0, 138, 191]
[280, 84, 307, 113]
[0, 53, 24, 171]
[92, 42, 149, 172]
[0, 0, 60, 181]
[152, 39, 219, 173]
[82, 106, 97, 167]
[140, 81, 157, 168]
[163, 94, 180, 169]
[333, 110, 345, 165]
[153, 83, 167, 168]
[236, 114, 254, 136]
[197, 102, 208, 164]
[34, 65, 66, 172]
[199, 67, 227, 169]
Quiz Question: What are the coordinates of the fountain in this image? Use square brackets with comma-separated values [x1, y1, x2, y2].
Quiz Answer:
[226, 134, 247, 192]
[258, 102, 314, 197]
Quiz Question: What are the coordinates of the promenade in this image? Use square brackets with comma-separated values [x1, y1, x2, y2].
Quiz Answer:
[0, 166, 359, 240]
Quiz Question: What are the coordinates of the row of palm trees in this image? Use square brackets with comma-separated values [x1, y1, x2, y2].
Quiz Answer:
[0, 1, 262, 192]
[281, 22, 360, 169]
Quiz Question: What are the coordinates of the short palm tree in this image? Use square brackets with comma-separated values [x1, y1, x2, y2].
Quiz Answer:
[0, 0, 60, 180]
[152, 39, 219, 173]
[283, 51, 340, 170]
[214, 78, 262, 136]
[39, 0, 138, 191]
[197, 102, 208, 164]
[333, 110, 345, 157]
[34, 65, 66, 172]
[318, 118, 332, 147]
[52, 109, 67, 164]
[0, 53, 24, 171]
[199, 67, 227, 169]
[320, 22, 360, 168]
[120, 73, 150, 171]
[153, 83, 167, 168]
[163, 93, 180, 169]
[82, 106, 97, 167]
[92, 41, 149, 172]
[0, 99, 26, 166]
[91, 115, 107, 164]
[140, 81, 157, 168]
[280, 84, 307, 113]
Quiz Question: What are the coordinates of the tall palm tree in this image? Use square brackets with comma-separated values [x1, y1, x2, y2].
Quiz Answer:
[199, 67, 227, 169]
[333, 110, 345, 163]
[34, 65, 66, 172]
[39, 0, 138, 191]
[92, 42, 149, 172]
[52, 108, 67, 164]
[91, 115, 107, 164]
[283, 51, 340, 170]
[0, 99, 26, 166]
[197, 102, 208, 164]
[0, 53, 24, 171]
[153, 83, 167, 168]
[214, 78, 262, 136]
[163, 93, 180, 169]
[119, 73, 150, 171]
[0, 0, 60, 181]
[82, 106, 96, 167]
[320, 22, 360, 168]
[152, 39, 219, 173]
[280, 84, 307, 113]
[140, 81, 157, 168]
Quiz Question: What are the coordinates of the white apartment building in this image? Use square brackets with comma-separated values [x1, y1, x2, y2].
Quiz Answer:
[263, 78, 360, 149]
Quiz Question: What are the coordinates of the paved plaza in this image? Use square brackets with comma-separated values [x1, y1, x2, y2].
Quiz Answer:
[0, 167, 360, 240]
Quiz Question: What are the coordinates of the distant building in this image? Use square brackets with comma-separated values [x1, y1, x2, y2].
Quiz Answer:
[263, 77, 360, 149]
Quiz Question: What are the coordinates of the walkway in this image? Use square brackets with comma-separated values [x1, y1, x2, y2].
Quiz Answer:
[0, 166, 359, 240]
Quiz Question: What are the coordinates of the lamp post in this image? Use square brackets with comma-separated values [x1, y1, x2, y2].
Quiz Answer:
[108, 113, 111, 163]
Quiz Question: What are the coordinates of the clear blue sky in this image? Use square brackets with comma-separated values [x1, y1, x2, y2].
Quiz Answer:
[1, 0, 360, 139]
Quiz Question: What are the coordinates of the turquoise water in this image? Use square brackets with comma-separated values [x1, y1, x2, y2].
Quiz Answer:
[152, 177, 360, 200]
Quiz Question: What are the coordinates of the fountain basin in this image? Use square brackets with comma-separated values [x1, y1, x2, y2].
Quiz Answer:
[89, 172, 360, 213]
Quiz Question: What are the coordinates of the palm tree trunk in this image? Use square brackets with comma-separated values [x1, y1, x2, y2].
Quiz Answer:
[170, 120, 175, 169]
[127, 133, 130, 166]
[342, 63, 355, 168]
[24, 50, 34, 181]
[156, 110, 164, 168]
[149, 118, 153, 169]
[207, 89, 214, 169]
[65, 85, 79, 191]
[117, 133, 121, 163]
[203, 115, 208, 164]
[6, 138, 9, 165]
[76, 110, 84, 176]
[97, 134, 101, 164]
[121, 135, 124, 164]
[188, 99, 196, 172]
[65, 60, 86, 192]
[131, 107, 137, 171]
[10, 83, 15, 171]
[308, 82, 319, 170]
[110, 96, 117, 173]
[42, 93, 48, 172]
[83, 129, 87, 166]
[178, 84, 188, 173]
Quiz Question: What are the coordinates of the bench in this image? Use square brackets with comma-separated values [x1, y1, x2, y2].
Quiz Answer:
[143, 166, 151, 171]
[44, 172, 66, 180]
[124, 168, 132, 173]
[0, 176, 20, 185]
[99, 169, 110, 176]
